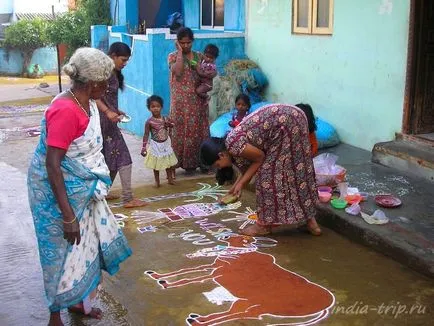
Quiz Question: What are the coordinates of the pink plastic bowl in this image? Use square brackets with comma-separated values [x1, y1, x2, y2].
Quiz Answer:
[318, 186, 333, 193]
[318, 191, 332, 203]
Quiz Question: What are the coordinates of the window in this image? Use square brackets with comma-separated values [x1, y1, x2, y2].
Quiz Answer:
[293, 0, 334, 35]
[201, 0, 225, 29]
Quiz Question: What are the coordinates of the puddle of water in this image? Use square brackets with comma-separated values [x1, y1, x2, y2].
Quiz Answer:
[0, 162, 133, 326]
[0, 125, 40, 143]
[0, 104, 46, 114]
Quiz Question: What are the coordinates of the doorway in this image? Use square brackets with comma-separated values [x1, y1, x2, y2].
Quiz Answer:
[404, 0, 434, 140]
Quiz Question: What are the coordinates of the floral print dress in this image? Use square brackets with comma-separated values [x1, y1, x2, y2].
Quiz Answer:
[168, 51, 210, 169]
[100, 73, 132, 172]
[225, 104, 318, 226]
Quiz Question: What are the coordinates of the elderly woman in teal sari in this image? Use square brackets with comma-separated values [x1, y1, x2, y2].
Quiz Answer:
[27, 48, 132, 326]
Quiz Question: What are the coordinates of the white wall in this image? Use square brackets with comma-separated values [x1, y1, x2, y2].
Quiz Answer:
[13, 0, 68, 13]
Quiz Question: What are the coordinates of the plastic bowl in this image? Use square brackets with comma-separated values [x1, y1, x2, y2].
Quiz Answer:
[120, 114, 131, 123]
[345, 194, 362, 205]
[316, 166, 347, 187]
[331, 198, 348, 209]
[318, 186, 333, 193]
[318, 191, 332, 203]
[359, 192, 369, 202]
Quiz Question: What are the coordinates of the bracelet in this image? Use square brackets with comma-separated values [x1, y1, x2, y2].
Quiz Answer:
[63, 217, 77, 224]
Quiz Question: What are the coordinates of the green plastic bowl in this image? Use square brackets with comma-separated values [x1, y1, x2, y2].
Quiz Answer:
[331, 198, 348, 209]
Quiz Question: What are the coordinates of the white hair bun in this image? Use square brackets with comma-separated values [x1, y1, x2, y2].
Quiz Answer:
[62, 47, 114, 83]
[63, 63, 78, 79]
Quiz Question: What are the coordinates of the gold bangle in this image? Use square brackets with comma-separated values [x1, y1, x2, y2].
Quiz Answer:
[63, 217, 77, 224]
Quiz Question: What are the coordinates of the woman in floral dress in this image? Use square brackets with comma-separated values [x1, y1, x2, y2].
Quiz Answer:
[200, 103, 321, 236]
[168, 27, 210, 174]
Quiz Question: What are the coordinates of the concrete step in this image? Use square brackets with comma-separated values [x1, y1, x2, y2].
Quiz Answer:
[317, 144, 434, 279]
[372, 139, 434, 183]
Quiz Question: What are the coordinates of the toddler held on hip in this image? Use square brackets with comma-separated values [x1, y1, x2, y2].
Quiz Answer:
[141, 95, 178, 187]
[195, 44, 219, 100]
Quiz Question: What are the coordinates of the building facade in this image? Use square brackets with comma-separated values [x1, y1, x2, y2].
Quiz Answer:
[245, 0, 433, 151]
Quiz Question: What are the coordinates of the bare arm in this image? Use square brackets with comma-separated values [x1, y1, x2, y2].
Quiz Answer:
[141, 121, 151, 156]
[95, 99, 121, 123]
[46, 146, 81, 245]
[229, 144, 265, 197]
[165, 117, 175, 128]
[170, 42, 185, 77]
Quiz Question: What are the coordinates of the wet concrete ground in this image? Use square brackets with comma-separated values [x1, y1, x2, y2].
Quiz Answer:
[1, 107, 433, 325]
[104, 181, 434, 326]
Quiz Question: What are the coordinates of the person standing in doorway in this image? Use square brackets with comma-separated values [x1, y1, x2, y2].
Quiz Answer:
[96, 42, 147, 208]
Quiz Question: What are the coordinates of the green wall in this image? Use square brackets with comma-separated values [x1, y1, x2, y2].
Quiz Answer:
[246, 0, 410, 150]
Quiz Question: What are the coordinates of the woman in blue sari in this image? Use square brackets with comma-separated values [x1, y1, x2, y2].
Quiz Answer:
[27, 48, 132, 326]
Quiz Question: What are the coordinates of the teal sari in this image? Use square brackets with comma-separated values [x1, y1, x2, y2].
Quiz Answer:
[27, 100, 131, 312]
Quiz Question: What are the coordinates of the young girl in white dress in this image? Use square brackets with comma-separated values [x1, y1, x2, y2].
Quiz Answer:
[141, 95, 178, 187]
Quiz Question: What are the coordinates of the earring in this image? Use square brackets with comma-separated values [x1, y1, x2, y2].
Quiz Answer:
[94, 84, 98, 88]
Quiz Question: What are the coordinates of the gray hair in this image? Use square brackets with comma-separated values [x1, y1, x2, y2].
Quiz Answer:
[63, 47, 114, 83]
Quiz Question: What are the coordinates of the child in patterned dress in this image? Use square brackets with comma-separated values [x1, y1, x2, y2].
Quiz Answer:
[141, 95, 178, 187]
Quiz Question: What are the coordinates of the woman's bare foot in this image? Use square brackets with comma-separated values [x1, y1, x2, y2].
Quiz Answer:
[240, 223, 272, 236]
[68, 303, 103, 319]
[153, 182, 161, 188]
[106, 193, 120, 200]
[168, 179, 176, 185]
[123, 198, 148, 208]
[48, 312, 63, 326]
[306, 218, 322, 236]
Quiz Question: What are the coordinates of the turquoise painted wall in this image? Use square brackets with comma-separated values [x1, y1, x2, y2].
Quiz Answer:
[0, 47, 58, 75]
[182, 0, 200, 29]
[91, 25, 110, 52]
[224, 0, 245, 31]
[111, 0, 139, 30]
[245, 0, 410, 151]
[93, 28, 245, 136]
[183, 0, 245, 31]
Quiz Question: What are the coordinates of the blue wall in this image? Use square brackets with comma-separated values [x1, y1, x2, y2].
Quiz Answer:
[111, 0, 139, 31]
[182, 0, 200, 29]
[91, 25, 110, 53]
[224, 0, 245, 31]
[182, 0, 245, 31]
[113, 0, 245, 31]
[139, 0, 182, 28]
[0, 47, 58, 75]
[93, 27, 245, 136]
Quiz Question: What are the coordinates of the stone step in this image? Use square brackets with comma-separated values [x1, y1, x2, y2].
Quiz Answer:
[318, 144, 434, 279]
[372, 139, 434, 183]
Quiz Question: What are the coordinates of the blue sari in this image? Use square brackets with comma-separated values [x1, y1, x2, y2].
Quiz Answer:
[27, 100, 131, 312]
